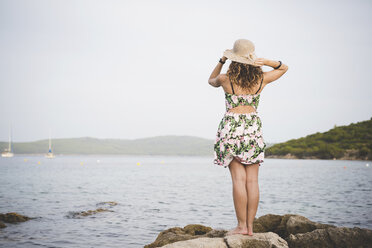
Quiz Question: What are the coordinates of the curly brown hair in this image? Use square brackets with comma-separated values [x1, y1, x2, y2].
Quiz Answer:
[226, 61, 263, 92]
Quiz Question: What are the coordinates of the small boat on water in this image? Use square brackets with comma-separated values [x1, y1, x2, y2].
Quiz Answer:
[1, 125, 14, 158]
[45, 129, 55, 159]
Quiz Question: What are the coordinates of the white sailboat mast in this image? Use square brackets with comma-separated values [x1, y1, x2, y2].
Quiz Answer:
[49, 128, 52, 151]
[8, 124, 11, 151]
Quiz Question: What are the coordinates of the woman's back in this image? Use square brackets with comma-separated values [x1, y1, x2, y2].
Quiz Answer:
[221, 73, 265, 114]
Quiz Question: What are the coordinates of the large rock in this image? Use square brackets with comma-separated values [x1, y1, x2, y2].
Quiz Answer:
[225, 232, 288, 248]
[159, 232, 288, 248]
[0, 221, 6, 228]
[146, 214, 372, 248]
[287, 226, 372, 248]
[162, 237, 227, 248]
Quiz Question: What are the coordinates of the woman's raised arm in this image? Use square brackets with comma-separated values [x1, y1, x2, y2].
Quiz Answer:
[208, 56, 227, 87]
[258, 59, 289, 85]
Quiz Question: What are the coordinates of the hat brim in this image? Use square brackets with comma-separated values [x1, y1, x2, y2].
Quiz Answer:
[223, 49, 260, 67]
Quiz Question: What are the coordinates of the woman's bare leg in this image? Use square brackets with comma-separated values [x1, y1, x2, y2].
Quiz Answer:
[227, 158, 248, 235]
[245, 162, 260, 236]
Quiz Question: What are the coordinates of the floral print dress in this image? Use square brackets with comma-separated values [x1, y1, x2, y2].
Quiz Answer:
[213, 92, 267, 168]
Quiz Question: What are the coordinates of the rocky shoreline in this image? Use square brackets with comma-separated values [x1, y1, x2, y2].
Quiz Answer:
[145, 213, 372, 248]
[0, 201, 119, 229]
[0, 212, 34, 228]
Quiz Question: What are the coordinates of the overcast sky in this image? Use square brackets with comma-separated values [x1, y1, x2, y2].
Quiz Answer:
[0, 0, 371, 143]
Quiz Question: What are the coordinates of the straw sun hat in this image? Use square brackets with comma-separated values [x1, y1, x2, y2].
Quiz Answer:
[223, 39, 259, 66]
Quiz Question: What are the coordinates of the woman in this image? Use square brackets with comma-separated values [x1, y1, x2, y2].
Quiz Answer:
[208, 39, 288, 236]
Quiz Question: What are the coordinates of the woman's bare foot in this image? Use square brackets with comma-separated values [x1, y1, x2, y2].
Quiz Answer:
[226, 226, 249, 236]
[247, 225, 254, 236]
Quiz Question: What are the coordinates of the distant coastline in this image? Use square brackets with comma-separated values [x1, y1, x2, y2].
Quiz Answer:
[1, 117, 371, 161]
[0, 136, 215, 156]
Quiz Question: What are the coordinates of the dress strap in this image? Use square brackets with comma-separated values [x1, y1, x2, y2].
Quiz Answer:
[230, 81, 235, 94]
[255, 76, 263, 94]
[228, 74, 235, 94]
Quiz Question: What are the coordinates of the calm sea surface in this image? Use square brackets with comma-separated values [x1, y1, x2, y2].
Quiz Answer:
[0, 155, 371, 247]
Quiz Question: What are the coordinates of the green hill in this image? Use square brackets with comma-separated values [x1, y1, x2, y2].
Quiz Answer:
[266, 117, 372, 160]
[0, 136, 215, 156]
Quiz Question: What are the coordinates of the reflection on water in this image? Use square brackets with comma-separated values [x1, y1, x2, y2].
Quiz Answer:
[0, 155, 371, 247]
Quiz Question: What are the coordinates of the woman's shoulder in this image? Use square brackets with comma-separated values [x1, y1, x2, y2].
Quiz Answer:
[218, 73, 229, 85]
[218, 74, 234, 93]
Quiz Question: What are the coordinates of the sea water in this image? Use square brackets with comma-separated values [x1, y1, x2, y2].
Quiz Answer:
[0, 155, 371, 247]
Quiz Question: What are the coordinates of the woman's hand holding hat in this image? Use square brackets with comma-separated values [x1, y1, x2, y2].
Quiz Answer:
[254, 58, 265, 67]
[221, 51, 228, 62]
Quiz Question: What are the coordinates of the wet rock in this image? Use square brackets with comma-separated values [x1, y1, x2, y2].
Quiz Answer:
[225, 232, 288, 248]
[0, 212, 31, 223]
[144, 225, 214, 248]
[66, 208, 114, 219]
[287, 226, 372, 248]
[286, 228, 332, 248]
[326, 226, 372, 247]
[253, 213, 335, 239]
[253, 214, 283, 233]
[0, 221, 6, 228]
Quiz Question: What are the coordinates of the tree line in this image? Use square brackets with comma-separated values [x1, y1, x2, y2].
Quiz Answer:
[266, 117, 372, 160]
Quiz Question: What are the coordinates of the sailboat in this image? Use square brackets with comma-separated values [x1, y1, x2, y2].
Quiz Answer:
[45, 129, 55, 159]
[1, 125, 14, 158]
